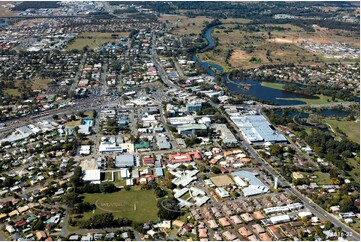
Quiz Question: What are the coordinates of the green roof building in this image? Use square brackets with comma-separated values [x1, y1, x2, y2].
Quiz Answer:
[135, 141, 150, 149]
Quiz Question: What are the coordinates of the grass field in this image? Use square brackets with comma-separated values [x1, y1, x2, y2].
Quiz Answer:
[3, 88, 20, 96]
[313, 171, 331, 184]
[210, 175, 234, 187]
[84, 111, 94, 118]
[159, 15, 213, 35]
[277, 94, 342, 105]
[325, 118, 360, 144]
[80, 190, 159, 223]
[65, 120, 81, 129]
[67, 32, 129, 50]
[220, 18, 251, 24]
[347, 157, 360, 182]
[301, 171, 331, 184]
[31, 79, 52, 90]
[65, 111, 93, 129]
[198, 22, 359, 69]
[260, 81, 285, 90]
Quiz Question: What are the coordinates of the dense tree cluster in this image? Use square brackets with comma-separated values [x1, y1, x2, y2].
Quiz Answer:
[12, 1, 60, 11]
[283, 83, 356, 102]
[80, 213, 132, 229]
[304, 129, 359, 171]
[157, 198, 182, 220]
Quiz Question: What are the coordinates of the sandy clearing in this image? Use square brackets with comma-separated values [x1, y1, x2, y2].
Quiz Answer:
[229, 49, 251, 66]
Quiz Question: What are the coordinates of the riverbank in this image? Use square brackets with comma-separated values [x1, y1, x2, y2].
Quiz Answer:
[196, 25, 354, 106]
[260, 81, 285, 90]
[261, 81, 346, 105]
[276, 94, 343, 105]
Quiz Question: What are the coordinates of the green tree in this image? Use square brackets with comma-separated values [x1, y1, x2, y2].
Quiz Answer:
[340, 197, 354, 212]
[211, 166, 221, 174]
[64, 192, 80, 213]
[31, 220, 44, 230]
[100, 182, 116, 193]
[199, 165, 206, 173]
[270, 144, 283, 157]
[324, 220, 333, 230]
[157, 198, 182, 220]
[166, 181, 176, 190]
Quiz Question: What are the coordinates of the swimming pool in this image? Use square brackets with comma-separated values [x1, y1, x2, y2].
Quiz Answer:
[81, 118, 93, 126]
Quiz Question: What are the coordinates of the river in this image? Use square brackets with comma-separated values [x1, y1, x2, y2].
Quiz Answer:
[0, 19, 9, 27]
[192, 26, 329, 106]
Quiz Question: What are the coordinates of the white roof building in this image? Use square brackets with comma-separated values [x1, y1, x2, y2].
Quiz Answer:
[233, 171, 269, 196]
[83, 170, 101, 184]
[80, 145, 91, 155]
[298, 211, 312, 218]
[168, 116, 196, 126]
[269, 214, 290, 225]
[120, 168, 130, 178]
[230, 115, 287, 144]
[215, 187, 230, 198]
[233, 176, 247, 187]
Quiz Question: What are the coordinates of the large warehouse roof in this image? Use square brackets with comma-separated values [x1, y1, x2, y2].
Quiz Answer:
[230, 115, 287, 144]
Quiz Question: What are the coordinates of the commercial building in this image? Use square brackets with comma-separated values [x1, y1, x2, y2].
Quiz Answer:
[233, 176, 247, 187]
[168, 151, 202, 163]
[215, 187, 230, 198]
[263, 203, 303, 215]
[230, 115, 287, 144]
[99, 137, 123, 153]
[168, 116, 196, 126]
[155, 167, 164, 177]
[186, 101, 203, 112]
[79, 145, 91, 155]
[232, 171, 269, 196]
[115, 154, 135, 168]
[213, 124, 238, 144]
[135, 141, 150, 150]
[83, 170, 101, 184]
[156, 136, 171, 150]
[177, 123, 207, 135]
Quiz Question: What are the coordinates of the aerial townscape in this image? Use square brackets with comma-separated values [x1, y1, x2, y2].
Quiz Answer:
[0, 1, 360, 241]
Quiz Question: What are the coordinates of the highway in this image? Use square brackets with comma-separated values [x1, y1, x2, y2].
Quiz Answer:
[0, 96, 106, 134]
[0, 28, 358, 241]
[151, 34, 178, 90]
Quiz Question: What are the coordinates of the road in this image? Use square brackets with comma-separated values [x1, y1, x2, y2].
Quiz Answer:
[227, 105, 360, 240]
[151, 33, 360, 238]
[261, 102, 355, 110]
[102, 1, 128, 19]
[159, 106, 180, 152]
[173, 57, 186, 80]
[70, 53, 87, 94]
[150, 33, 178, 90]
[0, 96, 114, 134]
[63, 227, 142, 241]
